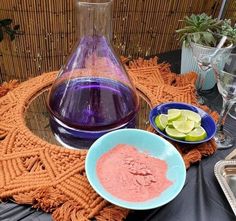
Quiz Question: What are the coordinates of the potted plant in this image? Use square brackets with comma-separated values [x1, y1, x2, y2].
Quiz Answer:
[0, 18, 21, 82]
[176, 13, 236, 91]
[0, 18, 20, 42]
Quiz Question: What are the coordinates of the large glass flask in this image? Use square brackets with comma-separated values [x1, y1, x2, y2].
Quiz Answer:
[47, 0, 139, 149]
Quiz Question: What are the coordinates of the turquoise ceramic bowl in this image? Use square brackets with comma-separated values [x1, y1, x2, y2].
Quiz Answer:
[85, 129, 186, 210]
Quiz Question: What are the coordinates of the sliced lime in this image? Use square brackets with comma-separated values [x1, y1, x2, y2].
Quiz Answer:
[167, 109, 182, 122]
[165, 126, 186, 140]
[176, 113, 187, 121]
[182, 110, 201, 123]
[185, 126, 207, 142]
[172, 120, 195, 134]
[155, 114, 168, 131]
[194, 121, 201, 128]
[168, 113, 187, 126]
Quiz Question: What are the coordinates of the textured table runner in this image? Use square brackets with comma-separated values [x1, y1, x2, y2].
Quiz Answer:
[0, 57, 218, 221]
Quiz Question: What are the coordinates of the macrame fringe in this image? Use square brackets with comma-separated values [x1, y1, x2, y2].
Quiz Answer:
[127, 56, 158, 68]
[13, 187, 67, 212]
[13, 186, 129, 221]
[95, 205, 129, 221]
[0, 80, 19, 97]
[183, 150, 202, 168]
[126, 56, 172, 73]
[181, 139, 217, 168]
[52, 200, 86, 221]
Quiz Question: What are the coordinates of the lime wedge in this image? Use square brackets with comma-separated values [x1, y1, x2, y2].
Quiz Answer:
[165, 126, 186, 140]
[167, 121, 173, 126]
[155, 114, 168, 131]
[182, 110, 201, 123]
[175, 113, 188, 121]
[168, 113, 187, 125]
[167, 109, 182, 122]
[172, 120, 195, 134]
[185, 126, 207, 141]
[194, 121, 201, 128]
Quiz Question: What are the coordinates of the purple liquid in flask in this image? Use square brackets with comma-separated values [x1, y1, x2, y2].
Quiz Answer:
[47, 0, 139, 149]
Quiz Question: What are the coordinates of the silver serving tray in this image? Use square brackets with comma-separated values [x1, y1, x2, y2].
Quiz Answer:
[214, 160, 236, 216]
[226, 149, 236, 160]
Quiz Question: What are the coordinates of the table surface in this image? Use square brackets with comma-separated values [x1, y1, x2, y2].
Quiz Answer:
[1, 50, 236, 221]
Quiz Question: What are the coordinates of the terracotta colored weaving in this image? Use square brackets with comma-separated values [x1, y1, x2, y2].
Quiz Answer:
[0, 57, 218, 221]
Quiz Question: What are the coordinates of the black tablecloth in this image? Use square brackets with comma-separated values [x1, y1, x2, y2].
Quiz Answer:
[1, 50, 236, 221]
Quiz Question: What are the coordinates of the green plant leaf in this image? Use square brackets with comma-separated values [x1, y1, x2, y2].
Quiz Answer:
[176, 13, 236, 46]
[4, 27, 16, 41]
[201, 32, 215, 46]
[187, 34, 192, 45]
[193, 33, 200, 43]
[9, 32, 15, 41]
[0, 28, 3, 42]
[0, 18, 12, 26]
[0, 18, 21, 42]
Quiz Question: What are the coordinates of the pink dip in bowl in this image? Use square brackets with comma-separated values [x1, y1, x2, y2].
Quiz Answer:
[96, 144, 173, 202]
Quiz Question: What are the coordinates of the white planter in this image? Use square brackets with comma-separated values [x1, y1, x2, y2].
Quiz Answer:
[180, 42, 233, 90]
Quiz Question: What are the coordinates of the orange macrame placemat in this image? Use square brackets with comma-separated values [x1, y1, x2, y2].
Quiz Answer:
[0, 57, 218, 221]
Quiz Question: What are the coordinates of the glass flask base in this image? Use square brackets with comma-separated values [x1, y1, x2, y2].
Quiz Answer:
[49, 116, 136, 149]
[214, 129, 234, 149]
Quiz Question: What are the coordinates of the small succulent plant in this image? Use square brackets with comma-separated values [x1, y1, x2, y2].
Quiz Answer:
[176, 13, 236, 47]
[0, 18, 20, 42]
[220, 19, 236, 44]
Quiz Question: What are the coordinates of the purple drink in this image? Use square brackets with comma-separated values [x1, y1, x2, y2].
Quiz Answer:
[47, 77, 139, 148]
[47, 0, 139, 149]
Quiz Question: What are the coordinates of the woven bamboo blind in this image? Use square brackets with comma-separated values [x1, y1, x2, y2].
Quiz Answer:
[0, 0, 232, 82]
[225, 0, 236, 22]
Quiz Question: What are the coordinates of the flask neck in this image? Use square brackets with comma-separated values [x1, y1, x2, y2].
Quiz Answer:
[77, 0, 113, 41]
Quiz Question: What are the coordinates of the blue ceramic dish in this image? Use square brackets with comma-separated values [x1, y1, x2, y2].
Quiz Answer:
[149, 102, 217, 144]
[85, 129, 186, 210]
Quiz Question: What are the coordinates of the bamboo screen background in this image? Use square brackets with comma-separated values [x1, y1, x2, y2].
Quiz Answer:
[0, 0, 235, 82]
